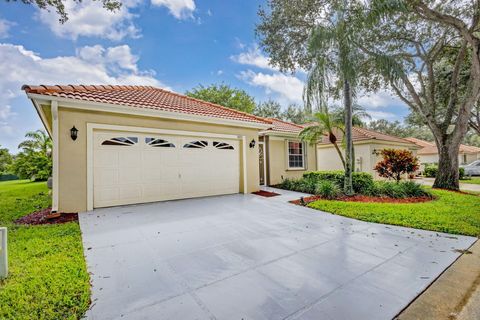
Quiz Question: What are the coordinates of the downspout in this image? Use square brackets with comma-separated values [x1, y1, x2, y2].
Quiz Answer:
[51, 100, 59, 213]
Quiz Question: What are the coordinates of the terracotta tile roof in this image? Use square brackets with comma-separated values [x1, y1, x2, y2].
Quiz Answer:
[317, 126, 416, 145]
[22, 84, 271, 126]
[406, 137, 480, 155]
[264, 118, 305, 134]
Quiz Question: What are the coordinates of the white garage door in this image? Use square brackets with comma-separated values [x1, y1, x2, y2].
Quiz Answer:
[93, 130, 240, 208]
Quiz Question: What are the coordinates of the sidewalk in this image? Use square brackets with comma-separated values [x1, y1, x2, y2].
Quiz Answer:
[417, 178, 480, 192]
[396, 240, 480, 320]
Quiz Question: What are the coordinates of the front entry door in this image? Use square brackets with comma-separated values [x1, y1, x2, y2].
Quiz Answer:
[259, 142, 266, 185]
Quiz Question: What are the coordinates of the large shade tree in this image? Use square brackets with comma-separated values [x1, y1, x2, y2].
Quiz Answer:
[359, 0, 480, 190]
[186, 84, 257, 114]
[257, 0, 366, 194]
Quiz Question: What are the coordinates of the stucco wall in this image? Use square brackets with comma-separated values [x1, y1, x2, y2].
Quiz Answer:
[419, 153, 479, 166]
[317, 144, 372, 174]
[54, 106, 262, 212]
[317, 142, 418, 179]
[266, 137, 316, 185]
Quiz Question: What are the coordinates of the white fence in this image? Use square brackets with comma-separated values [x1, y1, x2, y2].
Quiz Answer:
[0, 227, 7, 279]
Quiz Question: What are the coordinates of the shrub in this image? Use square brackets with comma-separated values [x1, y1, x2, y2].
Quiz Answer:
[303, 171, 374, 193]
[315, 180, 341, 199]
[424, 164, 438, 178]
[374, 149, 419, 182]
[424, 164, 464, 179]
[277, 177, 317, 194]
[367, 181, 432, 198]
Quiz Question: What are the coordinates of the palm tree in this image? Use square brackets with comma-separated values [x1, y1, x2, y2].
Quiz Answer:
[330, 104, 372, 127]
[303, 1, 363, 195]
[300, 107, 346, 168]
[18, 130, 52, 156]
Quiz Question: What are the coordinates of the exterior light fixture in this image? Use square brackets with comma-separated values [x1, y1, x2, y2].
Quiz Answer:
[70, 126, 78, 141]
[249, 139, 256, 148]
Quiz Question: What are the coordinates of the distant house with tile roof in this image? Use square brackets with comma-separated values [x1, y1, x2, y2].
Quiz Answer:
[405, 137, 480, 165]
[313, 126, 420, 178]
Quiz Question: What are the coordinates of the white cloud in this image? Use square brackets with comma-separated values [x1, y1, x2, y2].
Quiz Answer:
[151, 0, 196, 19]
[240, 70, 304, 103]
[366, 110, 399, 121]
[37, 0, 141, 40]
[0, 43, 167, 134]
[0, 19, 13, 38]
[357, 91, 402, 109]
[231, 46, 276, 71]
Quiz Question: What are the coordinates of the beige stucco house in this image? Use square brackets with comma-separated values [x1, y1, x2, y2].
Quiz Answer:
[315, 127, 420, 179]
[24, 85, 275, 213]
[24, 84, 424, 213]
[405, 137, 480, 166]
[24, 84, 320, 213]
[259, 118, 316, 186]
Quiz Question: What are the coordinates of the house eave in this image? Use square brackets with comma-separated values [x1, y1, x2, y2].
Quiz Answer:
[27, 93, 272, 130]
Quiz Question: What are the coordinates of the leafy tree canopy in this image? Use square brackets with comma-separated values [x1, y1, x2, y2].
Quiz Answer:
[0, 146, 13, 175]
[185, 84, 256, 114]
[254, 99, 283, 119]
[6, 0, 122, 23]
[10, 130, 52, 181]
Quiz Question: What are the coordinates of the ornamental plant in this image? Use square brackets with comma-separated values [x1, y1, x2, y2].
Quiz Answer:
[374, 149, 419, 183]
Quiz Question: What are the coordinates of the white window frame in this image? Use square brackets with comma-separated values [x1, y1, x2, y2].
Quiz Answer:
[286, 140, 306, 170]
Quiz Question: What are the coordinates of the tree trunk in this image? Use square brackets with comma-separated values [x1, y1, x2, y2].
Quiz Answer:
[344, 80, 354, 195]
[432, 137, 460, 190]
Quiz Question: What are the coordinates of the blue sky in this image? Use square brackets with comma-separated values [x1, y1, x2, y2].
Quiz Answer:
[0, 0, 409, 152]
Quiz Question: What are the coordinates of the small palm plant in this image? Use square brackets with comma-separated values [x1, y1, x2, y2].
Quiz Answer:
[299, 108, 346, 169]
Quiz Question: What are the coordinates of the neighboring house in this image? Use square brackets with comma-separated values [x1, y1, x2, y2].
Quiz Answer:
[24, 85, 272, 212]
[259, 118, 316, 186]
[405, 137, 480, 166]
[315, 127, 420, 178]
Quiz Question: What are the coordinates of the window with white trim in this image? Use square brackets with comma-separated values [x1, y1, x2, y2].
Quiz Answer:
[287, 141, 305, 169]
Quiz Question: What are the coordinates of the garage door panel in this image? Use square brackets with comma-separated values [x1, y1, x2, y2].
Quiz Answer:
[94, 131, 240, 208]
[95, 187, 119, 203]
[119, 151, 142, 167]
[94, 150, 119, 167]
[119, 167, 142, 184]
[94, 168, 118, 187]
[118, 184, 142, 200]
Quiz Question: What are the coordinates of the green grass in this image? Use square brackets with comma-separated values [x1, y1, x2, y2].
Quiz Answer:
[460, 177, 480, 185]
[308, 189, 480, 237]
[0, 180, 90, 320]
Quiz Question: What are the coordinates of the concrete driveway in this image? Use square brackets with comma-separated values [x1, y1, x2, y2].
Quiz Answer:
[79, 189, 476, 320]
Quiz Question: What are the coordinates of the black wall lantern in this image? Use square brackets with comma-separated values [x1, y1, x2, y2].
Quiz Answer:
[249, 139, 256, 148]
[70, 126, 78, 141]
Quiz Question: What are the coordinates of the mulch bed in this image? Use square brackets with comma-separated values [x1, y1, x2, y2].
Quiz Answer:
[15, 208, 78, 225]
[252, 190, 281, 197]
[290, 194, 435, 205]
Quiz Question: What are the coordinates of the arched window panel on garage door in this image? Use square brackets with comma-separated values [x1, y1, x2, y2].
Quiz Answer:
[101, 137, 138, 146]
[145, 138, 175, 148]
[183, 140, 208, 149]
[213, 141, 234, 150]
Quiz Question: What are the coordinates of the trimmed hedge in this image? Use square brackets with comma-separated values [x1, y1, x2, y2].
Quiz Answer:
[303, 171, 374, 193]
[424, 165, 465, 179]
[0, 174, 19, 181]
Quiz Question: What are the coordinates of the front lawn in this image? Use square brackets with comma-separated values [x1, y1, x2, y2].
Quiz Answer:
[0, 180, 90, 319]
[460, 177, 480, 185]
[308, 189, 480, 237]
